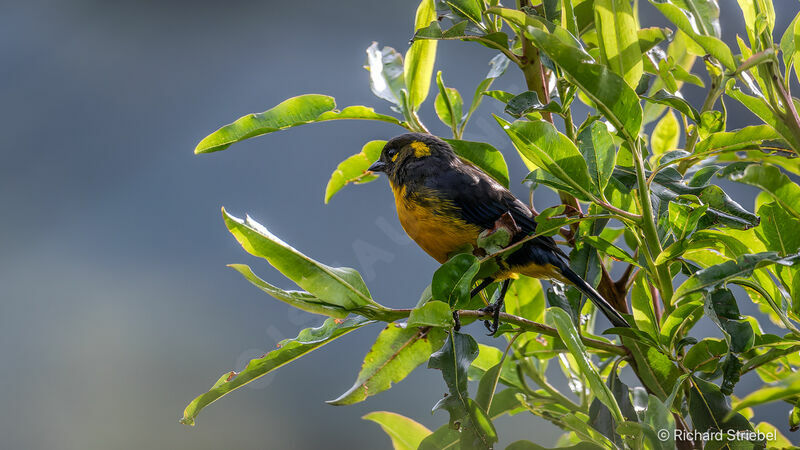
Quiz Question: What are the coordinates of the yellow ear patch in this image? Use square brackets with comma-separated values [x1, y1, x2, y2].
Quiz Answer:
[410, 141, 431, 157]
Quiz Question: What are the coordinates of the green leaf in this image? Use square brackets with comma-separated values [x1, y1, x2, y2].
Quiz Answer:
[325, 140, 385, 203]
[642, 90, 701, 123]
[694, 124, 780, 154]
[435, 72, 464, 133]
[649, 0, 734, 70]
[228, 264, 349, 318]
[498, 118, 598, 201]
[461, 54, 511, 134]
[576, 121, 617, 191]
[405, 0, 438, 110]
[223, 209, 386, 312]
[504, 91, 562, 118]
[632, 274, 659, 340]
[329, 324, 446, 405]
[366, 43, 407, 106]
[726, 83, 800, 154]
[756, 202, 800, 256]
[651, 110, 680, 157]
[594, 0, 643, 88]
[674, 251, 800, 300]
[704, 288, 755, 353]
[447, 0, 484, 25]
[408, 300, 456, 328]
[732, 372, 800, 416]
[526, 27, 643, 141]
[623, 336, 682, 400]
[644, 395, 677, 450]
[363, 411, 432, 450]
[637, 27, 671, 53]
[583, 235, 639, 266]
[180, 317, 373, 425]
[688, 377, 755, 438]
[683, 338, 728, 372]
[668, 201, 707, 240]
[429, 332, 498, 448]
[504, 276, 545, 323]
[444, 139, 510, 188]
[546, 307, 624, 424]
[727, 163, 800, 220]
[195, 95, 401, 153]
[659, 301, 704, 349]
[432, 254, 480, 308]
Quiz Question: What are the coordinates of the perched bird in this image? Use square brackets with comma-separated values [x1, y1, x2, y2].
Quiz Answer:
[368, 132, 630, 332]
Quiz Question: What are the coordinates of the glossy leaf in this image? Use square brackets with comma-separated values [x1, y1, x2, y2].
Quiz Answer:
[732, 372, 800, 415]
[649, 0, 734, 70]
[683, 338, 728, 372]
[405, 0, 438, 109]
[594, 0, 643, 88]
[444, 139, 510, 188]
[498, 118, 599, 200]
[526, 27, 643, 140]
[694, 124, 779, 154]
[642, 90, 701, 123]
[408, 300, 455, 328]
[632, 274, 659, 340]
[674, 251, 800, 300]
[756, 202, 800, 257]
[504, 276, 545, 323]
[432, 254, 480, 308]
[181, 317, 372, 425]
[504, 91, 562, 118]
[447, 0, 483, 25]
[547, 307, 623, 424]
[195, 95, 400, 153]
[651, 110, 679, 156]
[688, 377, 755, 437]
[229, 264, 349, 318]
[704, 287, 755, 353]
[644, 395, 676, 450]
[727, 163, 800, 220]
[726, 84, 800, 154]
[366, 43, 406, 106]
[435, 72, 463, 132]
[330, 324, 446, 405]
[224, 209, 387, 312]
[582, 235, 638, 266]
[363, 411, 432, 450]
[577, 121, 617, 191]
[325, 140, 385, 203]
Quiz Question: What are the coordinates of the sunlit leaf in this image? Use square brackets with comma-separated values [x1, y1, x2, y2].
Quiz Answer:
[363, 411, 432, 450]
[594, 0, 643, 88]
[651, 110, 680, 157]
[408, 300, 455, 328]
[329, 324, 446, 405]
[325, 140, 385, 203]
[688, 377, 756, 442]
[181, 317, 373, 425]
[444, 139, 510, 188]
[435, 72, 464, 132]
[577, 121, 617, 191]
[405, 0, 438, 110]
[432, 254, 480, 308]
[727, 163, 800, 220]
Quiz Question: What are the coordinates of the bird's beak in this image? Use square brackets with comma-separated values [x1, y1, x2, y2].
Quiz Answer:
[368, 161, 387, 173]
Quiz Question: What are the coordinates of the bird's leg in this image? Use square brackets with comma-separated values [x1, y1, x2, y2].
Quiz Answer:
[453, 278, 495, 332]
[481, 279, 510, 335]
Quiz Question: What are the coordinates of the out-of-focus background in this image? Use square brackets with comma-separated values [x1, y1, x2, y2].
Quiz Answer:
[2, 1, 800, 449]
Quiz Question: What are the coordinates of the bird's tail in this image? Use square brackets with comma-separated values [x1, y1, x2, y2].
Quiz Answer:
[558, 264, 631, 328]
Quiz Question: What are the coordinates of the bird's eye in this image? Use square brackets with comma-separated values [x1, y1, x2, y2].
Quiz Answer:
[387, 148, 399, 161]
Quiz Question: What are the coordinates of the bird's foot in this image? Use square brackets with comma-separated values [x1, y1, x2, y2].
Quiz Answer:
[479, 302, 502, 336]
[452, 310, 462, 332]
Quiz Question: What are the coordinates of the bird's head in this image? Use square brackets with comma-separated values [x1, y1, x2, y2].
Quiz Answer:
[367, 133, 455, 184]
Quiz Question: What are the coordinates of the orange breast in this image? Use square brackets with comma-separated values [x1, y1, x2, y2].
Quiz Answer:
[392, 184, 481, 263]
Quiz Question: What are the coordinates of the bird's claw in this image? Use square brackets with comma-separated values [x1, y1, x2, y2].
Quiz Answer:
[452, 310, 461, 332]
[480, 303, 502, 336]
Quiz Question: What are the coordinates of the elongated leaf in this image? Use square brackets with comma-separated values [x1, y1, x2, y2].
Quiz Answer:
[547, 307, 623, 424]
[727, 163, 800, 220]
[498, 118, 598, 200]
[594, 0, 643, 88]
[649, 0, 734, 70]
[366, 43, 406, 106]
[642, 90, 701, 123]
[429, 332, 497, 448]
[659, 301, 703, 349]
[435, 72, 463, 132]
[325, 140, 385, 203]
[405, 0, 438, 110]
[726, 84, 800, 154]
[447, 0, 483, 25]
[408, 300, 455, 328]
[704, 287, 754, 353]
[644, 395, 676, 450]
[577, 121, 616, 191]
[583, 235, 638, 265]
[526, 27, 643, 140]
[688, 377, 755, 440]
[363, 411, 432, 450]
[694, 124, 779, 154]
[180, 317, 372, 425]
[229, 264, 348, 318]
[632, 274, 659, 340]
[196, 95, 400, 153]
[330, 324, 446, 405]
[732, 372, 800, 414]
[504, 275, 545, 323]
[504, 91, 562, 118]
[683, 338, 728, 372]
[223, 209, 386, 312]
[651, 110, 679, 156]
[460, 53, 511, 134]
[444, 139, 510, 187]
[432, 254, 480, 308]
[674, 251, 800, 300]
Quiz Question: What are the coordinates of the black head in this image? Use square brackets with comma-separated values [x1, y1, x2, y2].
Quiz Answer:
[367, 133, 455, 183]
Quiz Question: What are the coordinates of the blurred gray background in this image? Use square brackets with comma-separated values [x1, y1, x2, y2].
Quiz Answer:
[2, 1, 799, 449]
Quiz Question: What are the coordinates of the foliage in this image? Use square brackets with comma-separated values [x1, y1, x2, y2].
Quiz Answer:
[184, 0, 800, 448]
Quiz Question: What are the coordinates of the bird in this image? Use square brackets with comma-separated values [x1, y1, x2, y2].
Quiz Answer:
[367, 132, 630, 333]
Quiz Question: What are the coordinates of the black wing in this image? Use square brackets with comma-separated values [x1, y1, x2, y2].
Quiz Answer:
[426, 158, 566, 258]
